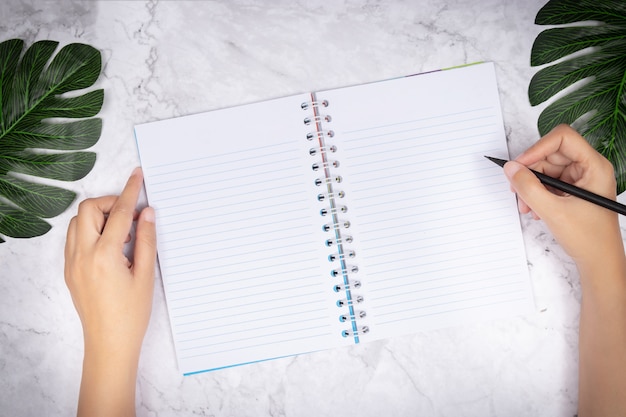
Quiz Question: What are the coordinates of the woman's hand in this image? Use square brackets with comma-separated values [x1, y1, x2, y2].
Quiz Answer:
[503, 125, 626, 416]
[503, 124, 621, 273]
[64, 167, 156, 417]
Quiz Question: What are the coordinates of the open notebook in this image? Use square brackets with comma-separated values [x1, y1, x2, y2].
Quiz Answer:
[135, 62, 534, 375]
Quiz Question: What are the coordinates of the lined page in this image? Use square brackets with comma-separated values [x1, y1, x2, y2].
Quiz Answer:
[135, 94, 343, 374]
[317, 63, 534, 340]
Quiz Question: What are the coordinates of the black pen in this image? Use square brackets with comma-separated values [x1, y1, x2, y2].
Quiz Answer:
[485, 155, 626, 216]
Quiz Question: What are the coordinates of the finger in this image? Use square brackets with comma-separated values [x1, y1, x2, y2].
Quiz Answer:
[101, 168, 144, 246]
[504, 161, 559, 220]
[64, 216, 78, 279]
[527, 157, 567, 176]
[74, 195, 120, 246]
[516, 124, 593, 168]
[65, 216, 77, 255]
[132, 206, 157, 285]
[517, 197, 532, 215]
[124, 210, 141, 244]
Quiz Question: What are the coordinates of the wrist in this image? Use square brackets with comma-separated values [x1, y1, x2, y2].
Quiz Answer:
[78, 338, 141, 417]
[576, 244, 626, 294]
[567, 213, 625, 279]
[82, 323, 145, 361]
[83, 339, 141, 368]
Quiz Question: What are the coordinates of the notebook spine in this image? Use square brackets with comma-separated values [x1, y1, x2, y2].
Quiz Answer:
[303, 94, 369, 343]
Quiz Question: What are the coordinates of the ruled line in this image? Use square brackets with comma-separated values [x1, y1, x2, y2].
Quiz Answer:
[374, 296, 528, 326]
[179, 332, 332, 360]
[341, 107, 494, 135]
[178, 315, 328, 344]
[146, 140, 295, 171]
[174, 299, 326, 330]
[171, 290, 326, 319]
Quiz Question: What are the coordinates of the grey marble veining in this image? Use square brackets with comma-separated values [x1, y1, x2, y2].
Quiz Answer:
[0, 1, 591, 416]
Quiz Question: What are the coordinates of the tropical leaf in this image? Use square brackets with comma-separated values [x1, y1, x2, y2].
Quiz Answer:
[0, 204, 51, 239]
[0, 39, 103, 241]
[528, 0, 626, 192]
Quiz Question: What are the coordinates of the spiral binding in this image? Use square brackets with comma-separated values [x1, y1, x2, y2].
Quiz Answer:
[302, 94, 368, 342]
[340, 310, 366, 321]
[306, 130, 335, 141]
[314, 176, 342, 186]
[323, 221, 350, 233]
[328, 249, 355, 261]
[304, 115, 332, 125]
[325, 235, 352, 246]
[312, 160, 340, 171]
[317, 190, 344, 202]
[309, 145, 337, 156]
[301, 99, 329, 110]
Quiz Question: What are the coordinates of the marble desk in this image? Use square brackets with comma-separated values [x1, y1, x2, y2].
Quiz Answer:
[1, 1, 617, 416]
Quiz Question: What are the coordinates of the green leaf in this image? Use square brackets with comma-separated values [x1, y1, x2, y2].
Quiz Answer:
[0, 151, 96, 181]
[0, 39, 103, 242]
[2, 119, 102, 152]
[528, 0, 626, 192]
[0, 202, 51, 238]
[0, 176, 76, 218]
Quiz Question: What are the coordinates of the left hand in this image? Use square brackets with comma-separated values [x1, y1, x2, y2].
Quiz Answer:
[64, 167, 157, 359]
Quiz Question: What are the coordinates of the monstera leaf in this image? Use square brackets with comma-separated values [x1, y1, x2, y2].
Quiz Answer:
[528, 0, 626, 192]
[0, 39, 103, 242]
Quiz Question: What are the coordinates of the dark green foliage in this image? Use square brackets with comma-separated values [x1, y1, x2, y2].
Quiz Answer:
[0, 39, 103, 241]
[529, 0, 626, 192]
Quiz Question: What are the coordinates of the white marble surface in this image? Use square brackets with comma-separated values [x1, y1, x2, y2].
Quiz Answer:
[0, 1, 615, 416]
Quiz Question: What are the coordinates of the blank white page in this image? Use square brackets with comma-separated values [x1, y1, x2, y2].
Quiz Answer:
[316, 63, 534, 340]
[135, 94, 346, 374]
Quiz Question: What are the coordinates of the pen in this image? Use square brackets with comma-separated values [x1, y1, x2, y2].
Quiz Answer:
[485, 155, 626, 216]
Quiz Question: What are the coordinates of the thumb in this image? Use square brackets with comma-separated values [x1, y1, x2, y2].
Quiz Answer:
[133, 206, 157, 283]
[503, 161, 558, 218]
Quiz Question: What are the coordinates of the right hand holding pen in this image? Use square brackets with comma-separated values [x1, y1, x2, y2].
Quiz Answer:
[502, 124, 623, 271]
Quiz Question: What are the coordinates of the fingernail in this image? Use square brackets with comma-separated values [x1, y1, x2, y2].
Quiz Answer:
[132, 167, 142, 177]
[143, 207, 155, 223]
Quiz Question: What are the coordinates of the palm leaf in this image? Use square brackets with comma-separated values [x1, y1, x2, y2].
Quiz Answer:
[529, 0, 626, 192]
[0, 39, 103, 241]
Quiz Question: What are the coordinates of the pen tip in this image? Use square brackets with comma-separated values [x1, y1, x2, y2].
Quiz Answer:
[484, 155, 508, 167]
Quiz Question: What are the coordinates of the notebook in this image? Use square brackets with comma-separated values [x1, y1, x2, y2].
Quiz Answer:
[134, 62, 534, 375]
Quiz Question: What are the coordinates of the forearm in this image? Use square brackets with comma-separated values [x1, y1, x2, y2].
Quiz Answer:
[502, 124, 626, 414]
[577, 248, 626, 417]
[77, 341, 140, 417]
[64, 170, 156, 417]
